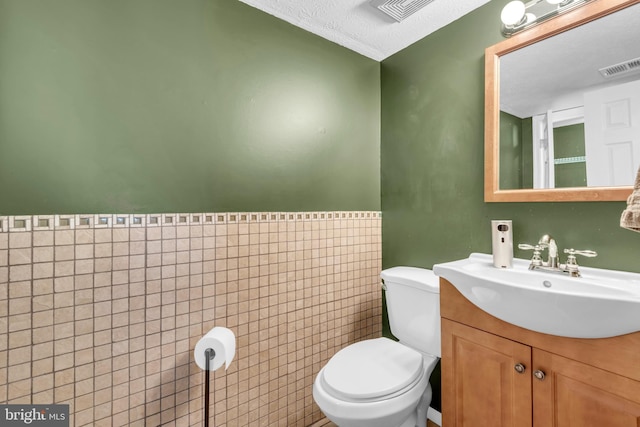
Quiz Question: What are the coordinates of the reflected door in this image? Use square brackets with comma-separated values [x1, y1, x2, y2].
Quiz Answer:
[584, 79, 640, 186]
[532, 111, 555, 189]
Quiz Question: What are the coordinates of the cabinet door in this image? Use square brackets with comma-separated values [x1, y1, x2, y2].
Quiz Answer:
[442, 319, 532, 427]
[533, 349, 640, 427]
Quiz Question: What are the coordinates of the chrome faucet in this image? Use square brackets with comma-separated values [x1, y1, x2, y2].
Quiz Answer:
[539, 234, 559, 268]
[518, 235, 597, 277]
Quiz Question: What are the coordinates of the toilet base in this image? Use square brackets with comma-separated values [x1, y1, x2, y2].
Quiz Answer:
[313, 342, 439, 427]
[322, 383, 432, 427]
[397, 383, 431, 427]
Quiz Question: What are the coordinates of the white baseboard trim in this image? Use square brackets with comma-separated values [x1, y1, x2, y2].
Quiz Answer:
[427, 408, 442, 426]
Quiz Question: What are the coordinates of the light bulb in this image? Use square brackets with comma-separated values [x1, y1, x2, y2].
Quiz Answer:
[501, 1, 526, 26]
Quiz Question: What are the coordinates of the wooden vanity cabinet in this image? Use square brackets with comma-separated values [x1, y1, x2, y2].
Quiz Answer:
[533, 349, 640, 427]
[442, 319, 532, 426]
[440, 279, 640, 427]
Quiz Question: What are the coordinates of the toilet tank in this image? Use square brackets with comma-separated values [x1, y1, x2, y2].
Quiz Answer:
[381, 266, 440, 357]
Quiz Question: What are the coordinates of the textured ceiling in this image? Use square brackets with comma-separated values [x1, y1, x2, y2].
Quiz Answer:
[237, 0, 490, 61]
[501, 2, 640, 118]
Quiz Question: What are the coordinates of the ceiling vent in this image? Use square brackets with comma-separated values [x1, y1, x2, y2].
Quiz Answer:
[599, 57, 640, 78]
[377, 0, 436, 22]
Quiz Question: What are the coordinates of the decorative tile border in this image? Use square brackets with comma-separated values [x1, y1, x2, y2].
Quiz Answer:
[75, 214, 94, 228]
[0, 211, 381, 232]
[33, 215, 55, 230]
[0, 209, 382, 426]
[11, 215, 32, 231]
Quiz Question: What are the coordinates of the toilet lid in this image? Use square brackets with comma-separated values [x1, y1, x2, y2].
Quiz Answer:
[321, 338, 424, 400]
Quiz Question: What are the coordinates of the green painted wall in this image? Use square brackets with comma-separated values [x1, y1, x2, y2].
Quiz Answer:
[499, 111, 523, 190]
[0, 0, 380, 215]
[381, 0, 640, 412]
[381, 0, 640, 273]
[499, 116, 584, 189]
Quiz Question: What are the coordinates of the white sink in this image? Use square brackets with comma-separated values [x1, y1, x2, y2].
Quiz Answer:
[433, 253, 640, 338]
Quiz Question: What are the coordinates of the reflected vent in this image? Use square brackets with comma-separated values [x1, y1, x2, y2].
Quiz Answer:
[377, 0, 436, 22]
[599, 57, 640, 78]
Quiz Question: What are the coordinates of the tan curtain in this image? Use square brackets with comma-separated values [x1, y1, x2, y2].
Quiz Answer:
[620, 168, 640, 233]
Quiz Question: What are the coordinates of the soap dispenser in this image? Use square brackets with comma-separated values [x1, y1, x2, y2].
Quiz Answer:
[491, 220, 513, 268]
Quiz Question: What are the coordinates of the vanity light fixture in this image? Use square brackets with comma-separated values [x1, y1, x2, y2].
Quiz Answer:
[500, 0, 592, 36]
[501, 1, 527, 26]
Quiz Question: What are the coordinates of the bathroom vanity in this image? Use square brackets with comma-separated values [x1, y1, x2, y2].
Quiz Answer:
[439, 279, 640, 426]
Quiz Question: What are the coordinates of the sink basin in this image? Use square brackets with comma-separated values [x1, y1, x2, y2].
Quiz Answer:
[433, 253, 640, 338]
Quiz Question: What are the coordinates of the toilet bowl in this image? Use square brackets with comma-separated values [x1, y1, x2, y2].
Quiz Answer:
[313, 337, 439, 427]
[313, 267, 441, 427]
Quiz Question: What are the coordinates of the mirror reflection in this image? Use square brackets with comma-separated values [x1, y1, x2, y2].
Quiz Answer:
[499, 2, 640, 190]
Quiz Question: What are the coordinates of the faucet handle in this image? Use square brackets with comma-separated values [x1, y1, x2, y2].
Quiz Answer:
[563, 249, 598, 258]
[518, 243, 540, 251]
[518, 243, 543, 266]
[563, 249, 597, 277]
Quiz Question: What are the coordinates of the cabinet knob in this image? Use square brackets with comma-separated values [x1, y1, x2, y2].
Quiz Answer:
[514, 363, 526, 374]
[533, 370, 546, 380]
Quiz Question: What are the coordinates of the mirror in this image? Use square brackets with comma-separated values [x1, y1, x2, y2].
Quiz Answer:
[485, 0, 640, 202]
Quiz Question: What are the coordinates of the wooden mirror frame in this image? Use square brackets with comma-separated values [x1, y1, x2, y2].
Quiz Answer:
[485, 0, 639, 202]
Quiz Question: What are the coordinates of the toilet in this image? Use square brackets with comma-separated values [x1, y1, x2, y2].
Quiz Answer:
[313, 266, 440, 427]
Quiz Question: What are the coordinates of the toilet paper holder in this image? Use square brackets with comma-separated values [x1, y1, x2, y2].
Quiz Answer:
[204, 348, 215, 427]
[195, 326, 236, 427]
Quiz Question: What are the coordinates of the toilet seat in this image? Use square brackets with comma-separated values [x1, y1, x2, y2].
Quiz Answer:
[320, 338, 424, 402]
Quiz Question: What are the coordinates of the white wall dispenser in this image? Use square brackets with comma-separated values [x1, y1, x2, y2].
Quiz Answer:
[491, 220, 513, 268]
